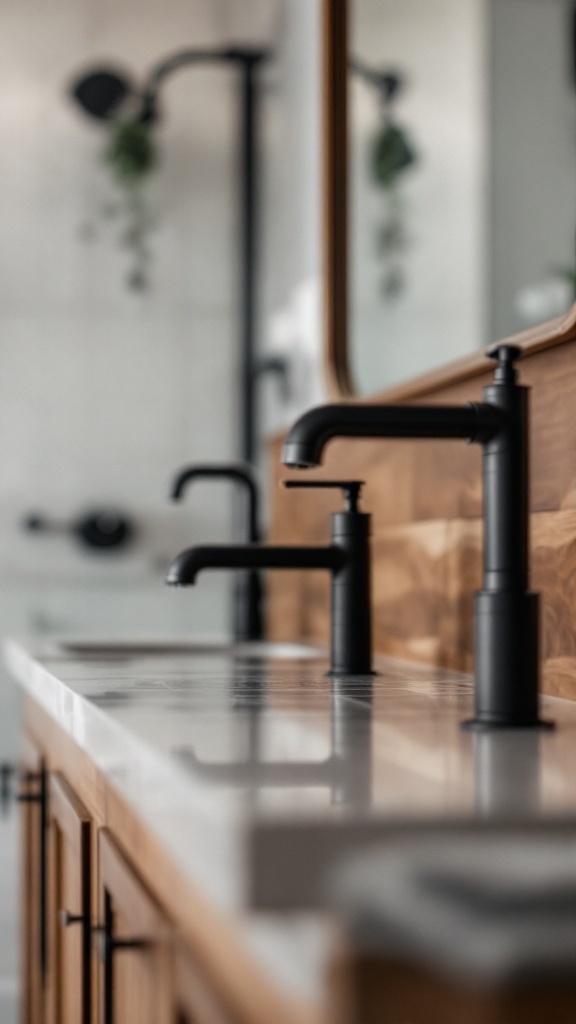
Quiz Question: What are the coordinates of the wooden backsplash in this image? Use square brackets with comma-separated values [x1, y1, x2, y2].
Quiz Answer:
[265, 310, 576, 700]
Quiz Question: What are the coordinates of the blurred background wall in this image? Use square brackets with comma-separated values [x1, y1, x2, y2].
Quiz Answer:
[0, 0, 326, 763]
[489, 0, 576, 340]
[0, 0, 237, 666]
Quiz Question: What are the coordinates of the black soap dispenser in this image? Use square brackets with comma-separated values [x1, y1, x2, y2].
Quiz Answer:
[284, 480, 373, 676]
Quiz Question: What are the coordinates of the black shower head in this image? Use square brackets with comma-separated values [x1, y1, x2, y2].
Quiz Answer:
[70, 68, 133, 120]
[69, 49, 263, 126]
[69, 66, 161, 124]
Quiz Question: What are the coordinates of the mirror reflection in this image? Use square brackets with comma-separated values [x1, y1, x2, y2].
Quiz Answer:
[351, 0, 576, 394]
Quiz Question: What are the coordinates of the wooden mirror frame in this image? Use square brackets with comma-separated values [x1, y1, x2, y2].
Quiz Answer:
[322, 0, 354, 399]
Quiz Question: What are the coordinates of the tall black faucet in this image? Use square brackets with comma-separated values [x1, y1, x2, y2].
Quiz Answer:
[167, 480, 373, 677]
[170, 463, 264, 643]
[282, 345, 547, 730]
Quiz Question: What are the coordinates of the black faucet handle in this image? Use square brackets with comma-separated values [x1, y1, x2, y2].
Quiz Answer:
[487, 344, 523, 383]
[283, 479, 364, 513]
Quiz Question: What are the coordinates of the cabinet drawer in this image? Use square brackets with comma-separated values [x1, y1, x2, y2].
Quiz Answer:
[47, 771, 91, 1024]
[98, 829, 172, 1024]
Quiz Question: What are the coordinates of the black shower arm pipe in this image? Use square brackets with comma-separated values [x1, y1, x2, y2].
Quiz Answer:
[139, 46, 268, 465]
[140, 48, 267, 121]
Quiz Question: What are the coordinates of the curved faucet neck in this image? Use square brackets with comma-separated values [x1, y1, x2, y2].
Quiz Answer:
[170, 463, 261, 543]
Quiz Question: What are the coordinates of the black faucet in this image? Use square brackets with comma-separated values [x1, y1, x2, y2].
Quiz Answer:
[282, 345, 548, 730]
[167, 480, 373, 677]
[170, 463, 264, 642]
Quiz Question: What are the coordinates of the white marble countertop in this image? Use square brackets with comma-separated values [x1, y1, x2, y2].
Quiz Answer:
[8, 636, 576, 1006]
[7, 637, 576, 913]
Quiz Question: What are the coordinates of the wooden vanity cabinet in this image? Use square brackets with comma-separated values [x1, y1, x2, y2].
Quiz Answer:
[18, 709, 321, 1024]
[46, 772, 91, 1024]
[20, 761, 251, 1024]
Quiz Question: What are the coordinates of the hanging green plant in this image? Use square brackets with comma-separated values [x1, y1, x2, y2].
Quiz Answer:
[101, 117, 158, 291]
[372, 121, 418, 190]
[371, 118, 419, 299]
[104, 117, 156, 183]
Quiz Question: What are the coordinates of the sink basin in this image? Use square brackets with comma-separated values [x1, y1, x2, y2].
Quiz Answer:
[57, 639, 324, 661]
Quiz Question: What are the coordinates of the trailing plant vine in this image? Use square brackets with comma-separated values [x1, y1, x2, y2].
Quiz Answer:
[101, 116, 157, 291]
[367, 73, 418, 298]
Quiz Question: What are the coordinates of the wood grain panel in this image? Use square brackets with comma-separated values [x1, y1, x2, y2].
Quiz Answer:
[270, 506, 576, 696]
[98, 828, 173, 1024]
[321, 0, 353, 398]
[46, 773, 91, 1024]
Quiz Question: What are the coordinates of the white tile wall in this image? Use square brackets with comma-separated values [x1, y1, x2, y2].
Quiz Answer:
[0, 0, 289, 765]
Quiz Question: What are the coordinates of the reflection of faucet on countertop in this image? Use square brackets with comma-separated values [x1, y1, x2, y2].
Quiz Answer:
[173, 675, 373, 808]
[283, 345, 549, 732]
[167, 479, 373, 678]
[474, 730, 542, 816]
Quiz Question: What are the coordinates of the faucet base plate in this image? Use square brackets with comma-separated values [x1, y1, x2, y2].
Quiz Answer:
[325, 669, 378, 681]
[461, 717, 555, 732]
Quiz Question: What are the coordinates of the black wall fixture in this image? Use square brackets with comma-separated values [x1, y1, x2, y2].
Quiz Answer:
[22, 508, 135, 552]
[71, 68, 130, 120]
[70, 48, 287, 466]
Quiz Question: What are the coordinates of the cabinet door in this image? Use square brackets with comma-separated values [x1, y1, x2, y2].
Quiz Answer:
[173, 946, 235, 1024]
[46, 772, 91, 1024]
[97, 829, 172, 1024]
[21, 732, 48, 1024]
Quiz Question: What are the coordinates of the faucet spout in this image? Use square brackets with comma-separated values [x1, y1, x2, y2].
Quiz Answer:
[167, 543, 345, 585]
[282, 402, 502, 468]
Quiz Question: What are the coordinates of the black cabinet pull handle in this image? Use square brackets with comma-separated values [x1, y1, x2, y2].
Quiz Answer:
[92, 924, 148, 962]
[60, 910, 90, 928]
[0, 765, 42, 813]
[95, 921, 149, 1024]
[110, 938, 148, 951]
[0, 763, 16, 814]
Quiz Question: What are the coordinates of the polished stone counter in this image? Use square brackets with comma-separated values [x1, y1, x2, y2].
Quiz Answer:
[6, 637, 576, 919]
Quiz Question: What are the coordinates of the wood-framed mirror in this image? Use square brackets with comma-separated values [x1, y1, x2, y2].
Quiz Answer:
[322, 0, 576, 400]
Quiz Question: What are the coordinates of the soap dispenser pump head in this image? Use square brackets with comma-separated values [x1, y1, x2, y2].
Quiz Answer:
[487, 344, 523, 385]
[283, 479, 364, 513]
